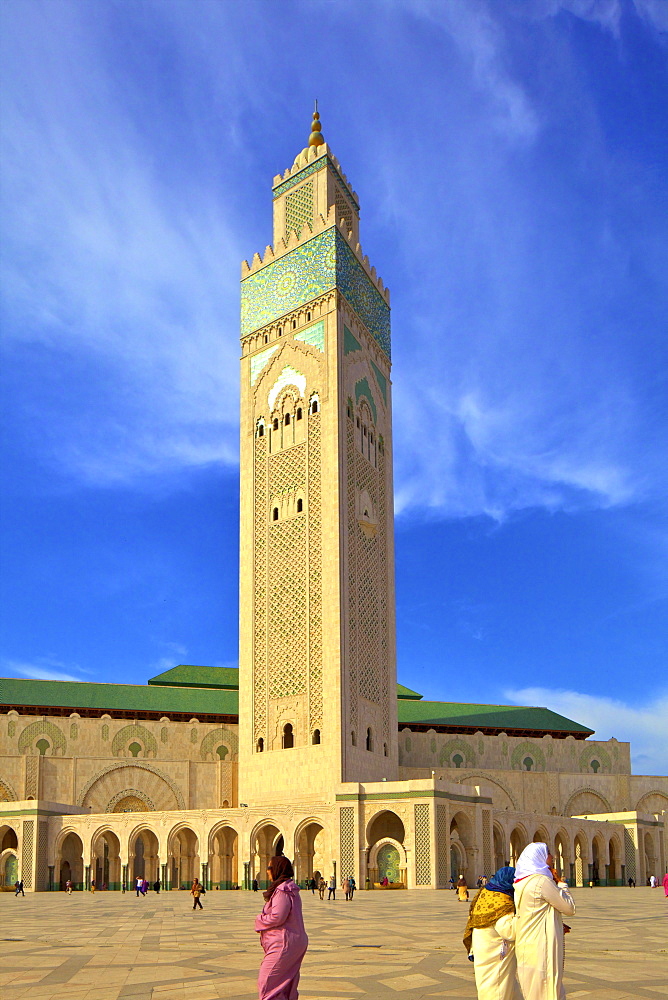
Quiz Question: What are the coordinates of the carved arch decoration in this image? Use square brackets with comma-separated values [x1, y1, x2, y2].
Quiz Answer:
[200, 726, 239, 761]
[111, 724, 158, 759]
[439, 737, 476, 768]
[0, 777, 18, 802]
[18, 719, 67, 756]
[510, 741, 546, 771]
[578, 745, 611, 773]
[635, 790, 668, 816]
[106, 788, 156, 813]
[77, 761, 185, 810]
[456, 772, 519, 811]
[563, 787, 613, 817]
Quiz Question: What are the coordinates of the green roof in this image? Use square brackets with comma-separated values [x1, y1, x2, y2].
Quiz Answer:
[396, 683, 423, 700]
[148, 664, 239, 690]
[0, 678, 238, 718]
[397, 699, 593, 736]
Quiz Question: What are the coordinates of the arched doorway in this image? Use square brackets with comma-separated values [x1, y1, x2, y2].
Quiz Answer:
[168, 826, 198, 889]
[129, 828, 160, 885]
[367, 810, 406, 887]
[58, 832, 84, 890]
[449, 812, 474, 882]
[251, 823, 284, 890]
[0, 826, 19, 888]
[493, 825, 506, 872]
[644, 832, 656, 883]
[608, 835, 622, 886]
[210, 825, 238, 889]
[592, 835, 605, 885]
[294, 821, 326, 885]
[554, 831, 569, 883]
[91, 830, 121, 890]
[509, 827, 527, 868]
[574, 834, 587, 887]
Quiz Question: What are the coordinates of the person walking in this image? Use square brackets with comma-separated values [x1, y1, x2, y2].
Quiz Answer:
[457, 875, 469, 902]
[309, 877, 316, 894]
[514, 843, 575, 1000]
[191, 880, 204, 910]
[153, 879, 161, 893]
[328, 875, 336, 900]
[91, 880, 96, 893]
[65, 879, 73, 894]
[14, 880, 24, 897]
[628, 876, 636, 887]
[463, 865, 521, 1000]
[349, 876, 356, 899]
[135, 877, 143, 897]
[650, 874, 657, 888]
[255, 855, 308, 1000]
[342, 877, 350, 900]
[318, 877, 326, 900]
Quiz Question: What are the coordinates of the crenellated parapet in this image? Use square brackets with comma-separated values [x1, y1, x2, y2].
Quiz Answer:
[272, 142, 359, 208]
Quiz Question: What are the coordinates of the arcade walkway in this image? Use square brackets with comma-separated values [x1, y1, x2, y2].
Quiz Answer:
[1, 886, 666, 999]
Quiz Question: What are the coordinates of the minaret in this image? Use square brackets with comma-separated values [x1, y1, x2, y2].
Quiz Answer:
[238, 110, 397, 804]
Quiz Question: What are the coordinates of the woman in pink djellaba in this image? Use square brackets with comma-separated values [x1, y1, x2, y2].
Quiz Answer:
[255, 855, 308, 1000]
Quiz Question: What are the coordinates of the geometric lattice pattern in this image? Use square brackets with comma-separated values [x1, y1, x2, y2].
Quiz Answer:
[346, 416, 359, 738]
[482, 810, 492, 875]
[18, 719, 66, 756]
[308, 413, 323, 733]
[436, 804, 449, 888]
[37, 821, 48, 891]
[21, 819, 34, 888]
[25, 756, 38, 798]
[253, 435, 268, 742]
[510, 740, 546, 771]
[268, 519, 307, 699]
[200, 726, 239, 761]
[414, 803, 431, 886]
[340, 806, 355, 879]
[285, 180, 313, 239]
[335, 187, 353, 233]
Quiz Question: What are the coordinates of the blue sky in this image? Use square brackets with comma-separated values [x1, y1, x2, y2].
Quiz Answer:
[1, 0, 667, 773]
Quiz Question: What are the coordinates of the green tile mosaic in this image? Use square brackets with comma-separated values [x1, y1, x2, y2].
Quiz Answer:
[344, 324, 362, 355]
[273, 155, 360, 211]
[250, 344, 280, 385]
[371, 360, 387, 403]
[294, 319, 325, 352]
[241, 228, 391, 357]
[355, 376, 377, 423]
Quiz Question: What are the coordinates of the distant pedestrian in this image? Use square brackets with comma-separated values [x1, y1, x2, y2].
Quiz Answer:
[628, 876, 636, 887]
[650, 874, 657, 888]
[255, 855, 308, 1000]
[328, 875, 336, 900]
[349, 876, 356, 899]
[457, 875, 469, 902]
[14, 880, 24, 897]
[191, 880, 204, 910]
[65, 879, 73, 894]
[252, 878, 259, 892]
[449, 876, 456, 891]
[309, 877, 316, 894]
[342, 877, 350, 900]
[91, 880, 96, 893]
[142, 878, 149, 895]
[153, 879, 161, 893]
[318, 877, 326, 899]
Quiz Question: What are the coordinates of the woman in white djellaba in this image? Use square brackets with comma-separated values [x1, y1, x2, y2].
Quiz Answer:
[514, 843, 575, 1000]
[463, 865, 522, 1000]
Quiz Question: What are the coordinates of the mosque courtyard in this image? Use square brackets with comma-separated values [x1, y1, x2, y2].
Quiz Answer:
[1, 887, 666, 1000]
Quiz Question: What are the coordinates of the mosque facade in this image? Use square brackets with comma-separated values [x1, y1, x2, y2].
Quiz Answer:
[1, 114, 666, 893]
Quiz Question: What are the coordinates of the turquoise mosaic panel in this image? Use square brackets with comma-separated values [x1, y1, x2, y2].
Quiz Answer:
[355, 376, 377, 423]
[250, 344, 280, 385]
[371, 361, 387, 403]
[241, 228, 391, 357]
[294, 319, 325, 352]
[335, 236, 391, 357]
[344, 324, 361, 355]
[273, 155, 360, 211]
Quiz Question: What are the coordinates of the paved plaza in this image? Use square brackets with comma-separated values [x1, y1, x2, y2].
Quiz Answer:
[1, 887, 666, 1000]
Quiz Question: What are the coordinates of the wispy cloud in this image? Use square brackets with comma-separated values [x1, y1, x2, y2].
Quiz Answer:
[506, 686, 668, 776]
[2, 657, 85, 683]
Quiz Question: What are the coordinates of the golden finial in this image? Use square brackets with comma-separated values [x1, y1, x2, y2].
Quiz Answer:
[309, 100, 324, 148]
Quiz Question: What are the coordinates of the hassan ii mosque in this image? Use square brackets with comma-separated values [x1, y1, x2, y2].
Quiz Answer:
[1, 111, 666, 895]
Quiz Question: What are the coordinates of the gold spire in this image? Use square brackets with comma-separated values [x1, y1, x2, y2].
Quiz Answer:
[308, 100, 324, 148]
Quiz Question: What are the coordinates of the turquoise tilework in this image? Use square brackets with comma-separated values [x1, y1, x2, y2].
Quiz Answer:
[250, 344, 280, 385]
[344, 324, 362, 355]
[295, 320, 325, 352]
[273, 156, 360, 211]
[355, 376, 377, 423]
[241, 228, 391, 358]
[371, 361, 387, 403]
[336, 236, 391, 357]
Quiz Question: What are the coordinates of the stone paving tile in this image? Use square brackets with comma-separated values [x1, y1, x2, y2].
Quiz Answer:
[2, 886, 667, 999]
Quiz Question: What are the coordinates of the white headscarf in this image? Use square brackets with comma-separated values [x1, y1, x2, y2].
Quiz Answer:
[514, 842, 553, 882]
